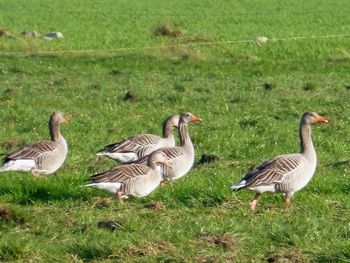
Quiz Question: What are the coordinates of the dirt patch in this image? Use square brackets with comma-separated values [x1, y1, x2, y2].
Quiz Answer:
[266, 248, 308, 263]
[124, 239, 175, 257]
[64, 218, 78, 228]
[303, 82, 317, 91]
[4, 88, 17, 94]
[199, 233, 239, 251]
[154, 22, 183, 38]
[0, 29, 11, 37]
[263, 82, 275, 91]
[198, 154, 220, 164]
[97, 220, 123, 231]
[20, 31, 40, 37]
[92, 197, 114, 208]
[0, 207, 14, 221]
[124, 89, 137, 101]
[0, 207, 25, 224]
[143, 201, 165, 211]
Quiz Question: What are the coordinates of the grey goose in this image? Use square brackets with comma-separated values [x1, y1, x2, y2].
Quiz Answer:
[231, 112, 328, 210]
[84, 150, 171, 199]
[96, 114, 180, 163]
[0, 112, 68, 176]
[134, 112, 202, 181]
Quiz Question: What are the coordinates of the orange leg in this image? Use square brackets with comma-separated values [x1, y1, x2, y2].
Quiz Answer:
[116, 191, 124, 202]
[285, 196, 292, 207]
[249, 192, 261, 210]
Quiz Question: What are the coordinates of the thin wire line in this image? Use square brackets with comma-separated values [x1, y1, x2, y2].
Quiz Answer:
[0, 33, 349, 56]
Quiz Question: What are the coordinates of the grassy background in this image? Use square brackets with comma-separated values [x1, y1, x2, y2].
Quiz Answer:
[1, 0, 350, 262]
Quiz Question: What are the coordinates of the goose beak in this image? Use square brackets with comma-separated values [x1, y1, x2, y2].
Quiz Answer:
[316, 115, 328, 124]
[163, 160, 172, 168]
[192, 115, 202, 123]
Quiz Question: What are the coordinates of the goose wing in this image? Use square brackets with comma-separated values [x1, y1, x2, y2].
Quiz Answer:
[89, 164, 150, 183]
[238, 154, 302, 189]
[103, 134, 161, 155]
[4, 140, 56, 161]
[134, 146, 184, 165]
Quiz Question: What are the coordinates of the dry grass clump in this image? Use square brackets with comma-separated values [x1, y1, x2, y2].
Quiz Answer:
[91, 197, 114, 208]
[143, 201, 166, 211]
[124, 89, 137, 101]
[0, 28, 11, 37]
[266, 248, 308, 263]
[164, 46, 202, 60]
[198, 233, 239, 251]
[0, 139, 23, 150]
[327, 49, 350, 62]
[97, 220, 123, 231]
[20, 31, 40, 37]
[0, 207, 25, 224]
[154, 22, 183, 38]
[124, 239, 175, 256]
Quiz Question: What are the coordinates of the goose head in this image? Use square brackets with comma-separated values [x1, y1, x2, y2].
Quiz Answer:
[179, 112, 202, 125]
[301, 112, 328, 125]
[51, 112, 69, 124]
[151, 150, 172, 167]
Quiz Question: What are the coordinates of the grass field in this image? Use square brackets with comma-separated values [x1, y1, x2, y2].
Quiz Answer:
[1, 0, 350, 262]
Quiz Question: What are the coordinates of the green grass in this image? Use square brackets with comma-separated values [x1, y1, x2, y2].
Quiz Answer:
[1, 0, 350, 262]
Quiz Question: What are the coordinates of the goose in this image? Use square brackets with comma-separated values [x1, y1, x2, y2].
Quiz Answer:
[84, 150, 171, 199]
[0, 112, 69, 176]
[96, 114, 180, 163]
[231, 112, 328, 210]
[134, 112, 202, 181]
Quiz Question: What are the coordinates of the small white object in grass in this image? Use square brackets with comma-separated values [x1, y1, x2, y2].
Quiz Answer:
[256, 36, 268, 45]
[43, 32, 64, 40]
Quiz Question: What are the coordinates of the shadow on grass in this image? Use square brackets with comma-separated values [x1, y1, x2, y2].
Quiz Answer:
[0, 183, 92, 205]
[156, 188, 229, 209]
[0, 241, 26, 262]
[314, 249, 350, 263]
[68, 242, 119, 261]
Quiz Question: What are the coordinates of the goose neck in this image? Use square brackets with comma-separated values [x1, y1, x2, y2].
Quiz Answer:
[299, 122, 315, 156]
[49, 117, 61, 142]
[179, 122, 190, 146]
[162, 118, 175, 139]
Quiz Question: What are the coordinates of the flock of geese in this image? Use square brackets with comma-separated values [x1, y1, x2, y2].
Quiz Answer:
[0, 111, 328, 210]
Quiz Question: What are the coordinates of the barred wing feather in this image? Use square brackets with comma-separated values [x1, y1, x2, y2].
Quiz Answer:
[134, 147, 184, 165]
[240, 154, 301, 188]
[4, 140, 56, 161]
[106, 134, 161, 154]
[89, 164, 150, 183]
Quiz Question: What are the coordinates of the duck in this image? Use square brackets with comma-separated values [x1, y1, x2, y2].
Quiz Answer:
[84, 150, 171, 199]
[96, 114, 180, 163]
[231, 112, 328, 210]
[134, 112, 202, 181]
[0, 112, 69, 176]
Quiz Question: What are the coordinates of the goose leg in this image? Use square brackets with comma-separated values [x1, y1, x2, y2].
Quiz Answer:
[249, 192, 260, 210]
[285, 194, 292, 207]
[116, 191, 124, 202]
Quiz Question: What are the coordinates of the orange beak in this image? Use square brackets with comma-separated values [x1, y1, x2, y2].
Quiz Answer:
[316, 115, 328, 124]
[191, 115, 202, 123]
